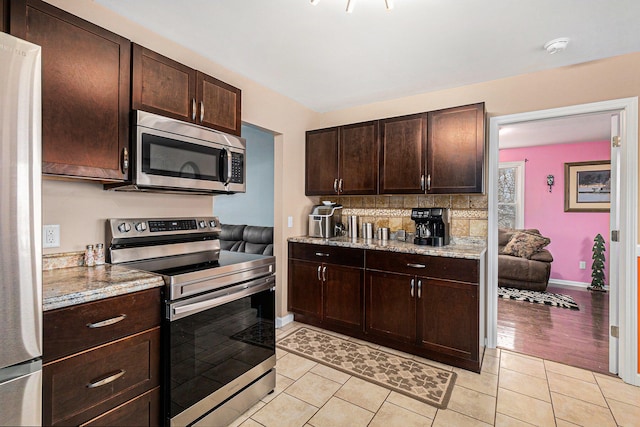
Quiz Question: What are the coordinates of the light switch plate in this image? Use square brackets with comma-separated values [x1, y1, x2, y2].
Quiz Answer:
[287, 216, 293, 228]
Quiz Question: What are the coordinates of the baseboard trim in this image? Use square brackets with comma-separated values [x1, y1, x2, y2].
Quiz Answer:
[549, 278, 609, 291]
[276, 314, 294, 328]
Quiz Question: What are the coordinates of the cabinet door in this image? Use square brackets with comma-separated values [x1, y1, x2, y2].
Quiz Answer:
[196, 71, 242, 136]
[132, 44, 197, 124]
[11, 0, 130, 181]
[379, 113, 426, 194]
[1, 0, 8, 32]
[43, 327, 160, 426]
[427, 103, 485, 193]
[365, 270, 416, 344]
[323, 264, 364, 331]
[305, 127, 339, 195]
[339, 121, 378, 195]
[81, 387, 160, 427]
[288, 259, 322, 320]
[417, 278, 478, 362]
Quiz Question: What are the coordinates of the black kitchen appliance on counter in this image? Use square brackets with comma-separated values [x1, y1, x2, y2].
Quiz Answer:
[411, 208, 450, 246]
[107, 217, 275, 427]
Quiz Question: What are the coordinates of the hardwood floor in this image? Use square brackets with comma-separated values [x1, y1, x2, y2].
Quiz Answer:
[497, 285, 610, 374]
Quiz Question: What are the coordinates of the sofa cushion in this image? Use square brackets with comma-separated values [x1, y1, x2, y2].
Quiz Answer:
[219, 224, 273, 256]
[503, 230, 550, 259]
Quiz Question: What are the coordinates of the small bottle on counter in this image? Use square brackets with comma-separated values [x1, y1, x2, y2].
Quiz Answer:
[95, 243, 105, 265]
[85, 244, 95, 267]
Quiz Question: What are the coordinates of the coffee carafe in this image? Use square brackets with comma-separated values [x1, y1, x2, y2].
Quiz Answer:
[411, 207, 450, 246]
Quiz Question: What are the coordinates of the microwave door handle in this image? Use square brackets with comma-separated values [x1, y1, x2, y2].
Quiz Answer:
[223, 149, 232, 186]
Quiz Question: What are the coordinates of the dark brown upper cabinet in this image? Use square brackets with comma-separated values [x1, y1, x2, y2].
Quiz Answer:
[379, 113, 427, 194]
[427, 102, 485, 194]
[132, 44, 242, 136]
[11, 0, 131, 182]
[305, 121, 378, 196]
[1, 0, 8, 32]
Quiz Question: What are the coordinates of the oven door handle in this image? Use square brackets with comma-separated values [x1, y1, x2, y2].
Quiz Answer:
[170, 276, 274, 321]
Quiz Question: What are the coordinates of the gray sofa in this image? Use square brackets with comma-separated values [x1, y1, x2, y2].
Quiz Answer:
[220, 224, 273, 256]
[498, 228, 553, 292]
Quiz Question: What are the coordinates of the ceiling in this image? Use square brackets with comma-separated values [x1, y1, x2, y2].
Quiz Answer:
[94, 0, 640, 113]
[499, 112, 612, 149]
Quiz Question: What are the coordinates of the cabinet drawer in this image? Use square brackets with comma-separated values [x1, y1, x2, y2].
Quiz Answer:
[80, 386, 160, 427]
[43, 327, 160, 426]
[289, 242, 364, 268]
[366, 250, 478, 283]
[44, 288, 161, 363]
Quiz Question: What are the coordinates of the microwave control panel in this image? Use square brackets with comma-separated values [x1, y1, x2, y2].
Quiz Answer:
[230, 153, 244, 184]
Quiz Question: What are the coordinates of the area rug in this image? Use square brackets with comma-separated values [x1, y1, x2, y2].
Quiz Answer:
[498, 287, 580, 310]
[276, 327, 456, 409]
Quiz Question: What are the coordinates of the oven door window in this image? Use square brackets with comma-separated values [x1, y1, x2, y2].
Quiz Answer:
[142, 133, 222, 182]
[167, 288, 275, 419]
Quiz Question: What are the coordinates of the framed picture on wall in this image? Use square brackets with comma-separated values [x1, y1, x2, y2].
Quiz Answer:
[564, 160, 611, 212]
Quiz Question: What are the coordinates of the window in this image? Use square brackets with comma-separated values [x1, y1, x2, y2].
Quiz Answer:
[498, 161, 525, 229]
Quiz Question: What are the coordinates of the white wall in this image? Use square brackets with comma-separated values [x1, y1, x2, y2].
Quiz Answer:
[214, 124, 275, 226]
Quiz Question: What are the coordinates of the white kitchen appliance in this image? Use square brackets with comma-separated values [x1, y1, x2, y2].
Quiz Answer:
[0, 32, 43, 426]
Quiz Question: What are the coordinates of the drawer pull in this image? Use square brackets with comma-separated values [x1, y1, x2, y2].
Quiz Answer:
[86, 369, 126, 389]
[406, 263, 426, 269]
[315, 252, 330, 257]
[86, 314, 127, 328]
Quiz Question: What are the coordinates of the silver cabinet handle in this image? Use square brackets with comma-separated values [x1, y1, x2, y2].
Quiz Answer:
[417, 279, 422, 299]
[322, 266, 327, 282]
[333, 178, 338, 193]
[410, 278, 415, 298]
[427, 174, 431, 191]
[87, 369, 125, 388]
[407, 263, 426, 269]
[121, 147, 129, 174]
[420, 174, 425, 191]
[317, 265, 322, 281]
[315, 252, 330, 257]
[338, 178, 343, 193]
[200, 101, 205, 123]
[192, 98, 197, 121]
[86, 314, 127, 328]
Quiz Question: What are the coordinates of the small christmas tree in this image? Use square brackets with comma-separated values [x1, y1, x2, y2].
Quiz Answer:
[588, 233, 607, 292]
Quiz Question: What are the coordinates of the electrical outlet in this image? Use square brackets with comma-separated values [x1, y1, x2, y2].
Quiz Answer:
[287, 216, 293, 228]
[43, 224, 60, 248]
[579, 261, 586, 270]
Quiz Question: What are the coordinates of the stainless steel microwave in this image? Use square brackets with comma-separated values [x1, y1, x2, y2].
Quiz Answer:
[106, 111, 246, 195]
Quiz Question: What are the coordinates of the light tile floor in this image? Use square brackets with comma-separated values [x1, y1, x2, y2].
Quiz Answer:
[230, 322, 640, 427]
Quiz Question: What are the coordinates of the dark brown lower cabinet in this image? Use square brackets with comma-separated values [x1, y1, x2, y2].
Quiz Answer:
[288, 242, 364, 333]
[42, 288, 162, 426]
[418, 278, 478, 362]
[288, 258, 323, 321]
[365, 270, 416, 344]
[81, 387, 160, 427]
[323, 263, 363, 330]
[288, 242, 483, 372]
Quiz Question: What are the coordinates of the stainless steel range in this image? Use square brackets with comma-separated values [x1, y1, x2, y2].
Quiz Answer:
[107, 217, 276, 427]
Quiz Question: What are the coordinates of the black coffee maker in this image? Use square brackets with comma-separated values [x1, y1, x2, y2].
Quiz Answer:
[411, 207, 450, 246]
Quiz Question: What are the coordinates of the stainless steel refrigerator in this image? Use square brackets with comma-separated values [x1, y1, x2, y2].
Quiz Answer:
[0, 32, 43, 426]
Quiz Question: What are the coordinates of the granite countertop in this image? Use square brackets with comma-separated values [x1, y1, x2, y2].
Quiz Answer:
[288, 235, 486, 260]
[43, 264, 165, 311]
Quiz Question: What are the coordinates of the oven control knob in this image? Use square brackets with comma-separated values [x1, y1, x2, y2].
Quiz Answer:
[209, 220, 217, 228]
[135, 222, 147, 232]
[118, 222, 131, 233]
[199, 220, 207, 228]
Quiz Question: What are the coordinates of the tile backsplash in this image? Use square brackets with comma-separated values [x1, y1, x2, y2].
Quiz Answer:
[313, 194, 488, 240]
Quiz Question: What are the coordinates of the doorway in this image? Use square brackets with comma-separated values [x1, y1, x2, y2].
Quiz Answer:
[487, 98, 639, 386]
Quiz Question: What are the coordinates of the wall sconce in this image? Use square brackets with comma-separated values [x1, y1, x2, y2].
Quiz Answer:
[547, 174, 555, 192]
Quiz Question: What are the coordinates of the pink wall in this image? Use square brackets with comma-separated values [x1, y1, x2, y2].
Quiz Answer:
[499, 141, 610, 285]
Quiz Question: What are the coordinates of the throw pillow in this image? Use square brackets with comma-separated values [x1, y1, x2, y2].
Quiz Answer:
[502, 231, 550, 259]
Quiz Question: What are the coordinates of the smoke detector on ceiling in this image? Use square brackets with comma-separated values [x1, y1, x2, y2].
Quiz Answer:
[544, 38, 570, 55]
